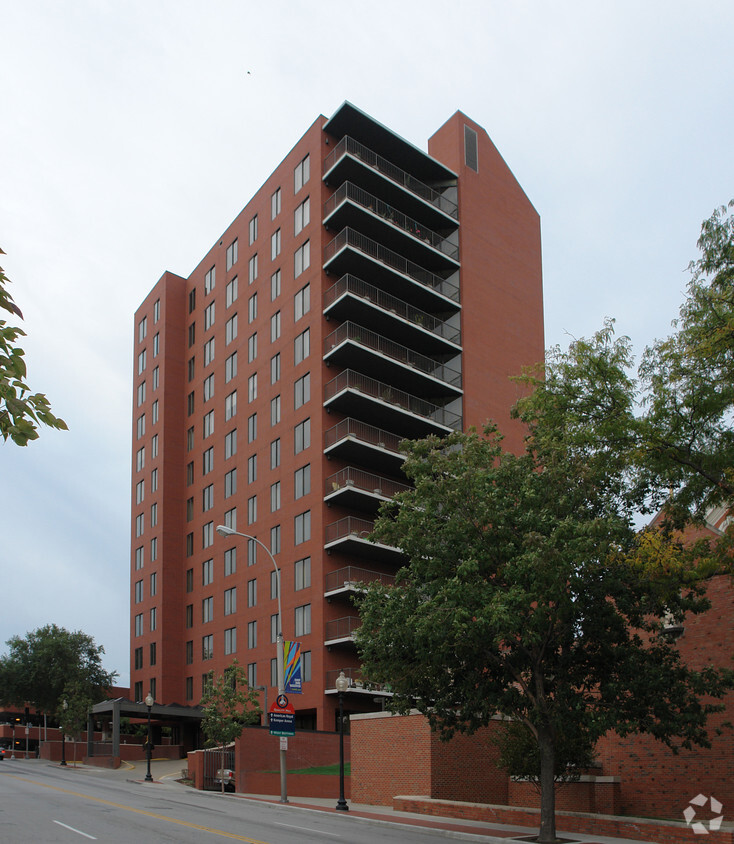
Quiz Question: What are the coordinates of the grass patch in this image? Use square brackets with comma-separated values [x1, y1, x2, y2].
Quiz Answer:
[265, 763, 351, 776]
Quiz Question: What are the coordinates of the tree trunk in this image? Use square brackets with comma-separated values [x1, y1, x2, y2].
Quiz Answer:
[537, 728, 556, 843]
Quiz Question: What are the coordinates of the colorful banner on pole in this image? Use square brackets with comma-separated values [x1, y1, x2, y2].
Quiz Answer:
[283, 640, 302, 694]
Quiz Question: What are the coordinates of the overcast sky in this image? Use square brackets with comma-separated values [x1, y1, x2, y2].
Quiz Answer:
[1, 1, 732, 688]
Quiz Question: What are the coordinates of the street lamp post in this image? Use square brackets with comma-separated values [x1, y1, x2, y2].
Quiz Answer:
[144, 692, 154, 782]
[60, 702, 67, 766]
[217, 525, 288, 804]
[11, 718, 19, 760]
[335, 671, 349, 811]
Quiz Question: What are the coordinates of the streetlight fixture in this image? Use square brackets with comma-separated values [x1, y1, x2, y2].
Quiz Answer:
[59, 701, 68, 766]
[335, 671, 349, 811]
[216, 525, 288, 803]
[144, 692, 154, 782]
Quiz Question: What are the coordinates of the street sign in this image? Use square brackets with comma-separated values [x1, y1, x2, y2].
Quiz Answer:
[269, 695, 296, 736]
[280, 737, 288, 751]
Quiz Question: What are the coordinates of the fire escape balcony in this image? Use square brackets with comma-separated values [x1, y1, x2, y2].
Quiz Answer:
[324, 565, 396, 598]
[323, 274, 461, 356]
[324, 418, 405, 474]
[324, 369, 462, 438]
[323, 181, 459, 268]
[324, 321, 462, 399]
[323, 228, 460, 312]
[323, 134, 459, 227]
[324, 515, 403, 563]
[324, 466, 411, 512]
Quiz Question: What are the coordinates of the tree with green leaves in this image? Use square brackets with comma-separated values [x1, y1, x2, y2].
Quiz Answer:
[200, 660, 261, 793]
[57, 679, 94, 767]
[356, 325, 732, 843]
[0, 249, 67, 445]
[0, 624, 117, 716]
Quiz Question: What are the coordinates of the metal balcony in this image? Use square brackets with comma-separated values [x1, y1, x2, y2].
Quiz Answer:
[323, 274, 461, 354]
[324, 615, 361, 645]
[324, 181, 459, 266]
[324, 667, 393, 696]
[323, 135, 459, 222]
[324, 466, 410, 511]
[324, 515, 403, 563]
[324, 321, 462, 398]
[324, 565, 396, 597]
[324, 369, 462, 438]
[323, 228, 460, 311]
[323, 418, 405, 473]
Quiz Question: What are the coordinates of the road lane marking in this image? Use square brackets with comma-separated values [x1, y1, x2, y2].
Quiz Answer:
[53, 820, 97, 839]
[275, 822, 340, 837]
[4, 775, 271, 843]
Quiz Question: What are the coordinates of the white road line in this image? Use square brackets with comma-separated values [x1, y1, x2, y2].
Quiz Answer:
[53, 819, 98, 839]
[274, 821, 339, 837]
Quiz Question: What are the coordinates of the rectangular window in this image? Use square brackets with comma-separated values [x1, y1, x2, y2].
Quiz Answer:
[247, 578, 257, 608]
[203, 446, 214, 475]
[225, 390, 237, 421]
[248, 373, 257, 403]
[185, 640, 193, 665]
[136, 447, 145, 471]
[271, 614, 279, 644]
[270, 353, 280, 384]
[271, 269, 281, 301]
[186, 604, 193, 628]
[294, 240, 310, 279]
[187, 496, 194, 521]
[135, 579, 144, 603]
[185, 677, 193, 700]
[151, 434, 158, 459]
[203, 373, 214, 402]
[226, 238, 238, 270]
[271, 569, 279, 601]
[152, 365, 159, 390]
[294, 282, 310, 321]
[186, 568, 194, 593]
[188, 357, 195, 382]
[186, 532, 194, 557]
[248, 292, 258, 323]
[248, 538, 257, 566]
[202, 521, 214, 549]
[294, 464, 310, 499]
[135, 513, 144, 537]
[248, 332, 257, 362]
[270, 524, 281, 555]
[248, 412, 257, 443]
[134, 647, 143, 670]
[189, 288, 196, 314]
[224, 547, 236, 576]
[137, 381, 146, 407]
[271, 187, 281, 219]
[205, 266, 216, 295]
[225, 468, 237, 498]
[247, 495, 257, 525]
[249, 214, 258, 245]
[150, 536, 158, 562]
[226, 313, 238, 345]
[138, 348, 147, 375]
[270, 310, 281, 342]
[150, 571, 157, 597]
[247, 454, 257, 484]
[154, 299, 160, 322]
[248, 663, 257, 688]
[202, 634, 213, 660]
[302, 650, 312, 682]
[225, 429, 237, 459]
[224, 506, 236, 530]
[270, 395, 281, 426]
[203, 409, 214, 439]
[294, 153, 310, 193]
[135, 546, 144, 570]
[271, 228, 281, 260]
[151, 399, 159, 425]
[294, 328, 310, 364]
[202, 484, 214, 512]
[270, 438, 281, 469]
[294, 372, 310, 409]
[224, 627, 237, 655]
[248, 620, 257, 649]
[204, 301, 215, 330]
[225, 351, 237, 383]
[294, 603, 311, 637]
[135, 613, 144, 637]
[150, 607, 157, 632]
[294, 418, 310, 454]
[188, 322, 196, 348]
[226, 276, 238, 307]
[138, 316, 148, 342]
[294, 510, 311, 545]
[136, 414, 145, 439]
[248, 254, 258, 284]
[204, 337, 215, 366]
[187, 391, 195, 416]
[224, 586, 237, 616]
[202, 558, 214, 586]
[294, 197, 310, 235]
[150, 502, 158, 528]
[136, 479, 145, 505]
[202, 596, 213, 623]
[270, 481, 281, 512]
[295, 556, 311, 591]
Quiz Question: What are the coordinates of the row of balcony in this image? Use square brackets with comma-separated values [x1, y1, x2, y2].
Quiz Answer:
[324, 564, 396, 595]
[325, 465, 410, 505]
[324, 667, 391, 696]
[324, 321, 462, 391]
[323, 134, 459, 220]
[324, 181, 459, 262]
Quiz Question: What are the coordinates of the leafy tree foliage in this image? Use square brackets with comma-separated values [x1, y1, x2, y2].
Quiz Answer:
[57, 679, 94, 766]
[200, 660, 261, 793]
[357, 323, 732, 842]
[0, 624, 116, 715]
[0, 249, 67, 445]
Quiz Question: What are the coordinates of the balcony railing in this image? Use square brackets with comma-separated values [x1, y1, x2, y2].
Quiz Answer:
[325, 515, 375, 545]
[324, 565, 396, 593]
[324, 228, 460, 304]
[323, 274, 461, 346]
[325, 321, 462, 389]
[324, 182, 459, 261]
[325, 466, 411, 500]
[324, 417, 404, 455]
[323, 135, 459, 220]
[325, 667, 392, 693]
[324, 369, 463, 430]
[325, 615, 361, 642]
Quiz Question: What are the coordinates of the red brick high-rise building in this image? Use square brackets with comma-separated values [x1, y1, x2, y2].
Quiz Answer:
[129, 102, 544, 731]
